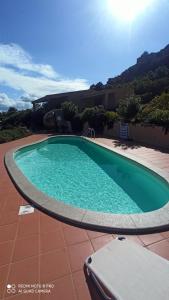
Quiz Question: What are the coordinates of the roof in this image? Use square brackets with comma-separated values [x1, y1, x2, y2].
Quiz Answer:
[32, 89, 109, 104]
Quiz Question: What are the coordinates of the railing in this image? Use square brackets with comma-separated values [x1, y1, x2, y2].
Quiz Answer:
[84, 127, 96, 139]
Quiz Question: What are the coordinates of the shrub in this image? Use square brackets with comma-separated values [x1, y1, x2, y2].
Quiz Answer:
[82, 106, 105, 133]
[117, 96, 141, 122]
[71, 114, 83, 133]
[151, 93, 169, 110]
[0, 127, 31, 144]
[7, 107, 18, 114]
[31, 108, 45, 130]
[104, 111, 118, 129]
[148, 109, 169, 126]
[138, 92, 169, 127]
[61, 101, 78, 121]
[2, 109, 32, 129]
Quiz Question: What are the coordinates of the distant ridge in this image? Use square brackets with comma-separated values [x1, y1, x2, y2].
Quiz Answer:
[107, 44, 169, 85]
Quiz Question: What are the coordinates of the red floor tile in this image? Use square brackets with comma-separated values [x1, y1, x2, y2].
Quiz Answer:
[12, 235, 39, 263]
[0, 199, 6, 211]
[59, 221, 72, 229]
[40, 275, 77, 300]
[40, 229, 65, 253]
[6, 256, 39, 297]
[0, 264, 9, 299]
[2, 197, 21, 213]
[0, 212, 18, 226]
[20, 199, 30, 206]
[0, 223, 17, 243]
[139, 233, 164, 246]
[68, 241, 94, 273]
[5, 294, 39, 300]
[63, 226, 89, 246]
[147, 240, 169, 260]
[0, 241, 14, 267]
[72, 270, 92, 300]
[17, 214, 39, 239]
[40, 213, 61, 233]
[161, 231, 169, 239]
[40, 248, 70, 283]
[91, 235, 114, 252]
[86, 230, 107, 240]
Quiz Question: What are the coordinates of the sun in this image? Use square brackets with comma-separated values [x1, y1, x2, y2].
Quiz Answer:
[107, 0, 154, 22]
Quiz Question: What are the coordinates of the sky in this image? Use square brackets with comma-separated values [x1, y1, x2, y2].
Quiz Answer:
[0, 0, 169, 111]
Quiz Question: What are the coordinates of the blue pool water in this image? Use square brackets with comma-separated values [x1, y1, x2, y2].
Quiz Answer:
[15, 136, 169, 214]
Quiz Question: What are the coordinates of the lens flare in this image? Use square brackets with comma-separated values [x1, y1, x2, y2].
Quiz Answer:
[108, 0, 154, 22]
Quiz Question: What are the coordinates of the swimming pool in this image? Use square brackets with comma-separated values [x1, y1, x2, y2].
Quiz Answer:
[14, 136, 169, 215]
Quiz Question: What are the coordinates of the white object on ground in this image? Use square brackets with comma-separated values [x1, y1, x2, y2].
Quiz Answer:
[85, 238, 169, 300]
[18, 205, 34, 215]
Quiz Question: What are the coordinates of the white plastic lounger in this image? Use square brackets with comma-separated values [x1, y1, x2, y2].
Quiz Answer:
[85, 237, 169, 300]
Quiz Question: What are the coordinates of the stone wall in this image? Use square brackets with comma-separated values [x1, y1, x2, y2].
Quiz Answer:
[103, 122, 169, 149]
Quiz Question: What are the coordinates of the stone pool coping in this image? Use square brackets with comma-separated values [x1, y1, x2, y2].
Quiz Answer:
[4, 135, 169, 234]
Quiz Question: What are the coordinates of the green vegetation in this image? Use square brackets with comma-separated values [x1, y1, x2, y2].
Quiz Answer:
[90, 45, 169, 128]
[117, 96, 141, 122]
[0, 107, 32, 143]
[138, 93, 169, 127]
[104, 111, 118, 129]
[1, 92, 169, 142]
[0, 127, 31, 144]
[1, 109, 32, 129]
[61, 101, 78, 121]
[1, 45, 169, 139]
[82, 106, 106, 133]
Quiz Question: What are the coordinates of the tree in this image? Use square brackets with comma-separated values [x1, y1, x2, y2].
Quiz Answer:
[31, 107, 45, 130]
[90, 82, 104, 91]
[104, 111, 118, 129]
[7, 107, 17, 113]
[94, 82, 104, 90]
[82, 106, 105, 133]
[61, 101, 78, 121]
[148, 109, 169, 126]
[89, 84, 96, 90]
[117, 96, 141, 122]
[2, 109, 32, 129]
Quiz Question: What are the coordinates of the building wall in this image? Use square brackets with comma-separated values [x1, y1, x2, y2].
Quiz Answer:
[103, 85, 134, 110]
[33, 85, 134, 112]
[71, 95, 105, 110]
[104, 122, 169, 149]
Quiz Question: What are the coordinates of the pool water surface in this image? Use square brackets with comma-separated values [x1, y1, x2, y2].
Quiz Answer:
[15, 136, 169, 214]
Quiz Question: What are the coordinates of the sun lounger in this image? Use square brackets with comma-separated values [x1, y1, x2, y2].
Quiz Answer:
[85, 237, 169, 300]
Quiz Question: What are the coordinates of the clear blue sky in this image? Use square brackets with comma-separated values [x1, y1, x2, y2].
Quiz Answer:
[0, 0, 169, 110]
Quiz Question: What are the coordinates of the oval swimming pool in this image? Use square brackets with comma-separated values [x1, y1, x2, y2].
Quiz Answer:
[14, 136, 169, 214]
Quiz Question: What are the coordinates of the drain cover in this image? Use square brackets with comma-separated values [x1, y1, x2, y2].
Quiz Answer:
[18, 205, 34, 215]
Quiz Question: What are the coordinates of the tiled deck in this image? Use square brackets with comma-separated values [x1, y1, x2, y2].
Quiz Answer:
[0, 135, 169, 300]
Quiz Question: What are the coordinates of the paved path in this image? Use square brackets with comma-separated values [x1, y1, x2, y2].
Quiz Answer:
[0, 135, 169, 300]
[96, 138, 169, 176]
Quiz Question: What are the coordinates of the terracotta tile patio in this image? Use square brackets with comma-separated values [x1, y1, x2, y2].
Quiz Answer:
[0, 134, 169, 299]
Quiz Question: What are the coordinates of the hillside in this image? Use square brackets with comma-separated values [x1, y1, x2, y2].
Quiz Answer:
[91, 44, 169, 102]
[107, 44, 169, 85]
[90, 44, 169, 127]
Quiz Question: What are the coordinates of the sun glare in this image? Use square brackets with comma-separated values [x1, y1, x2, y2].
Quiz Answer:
[108, 0, 154, 22]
